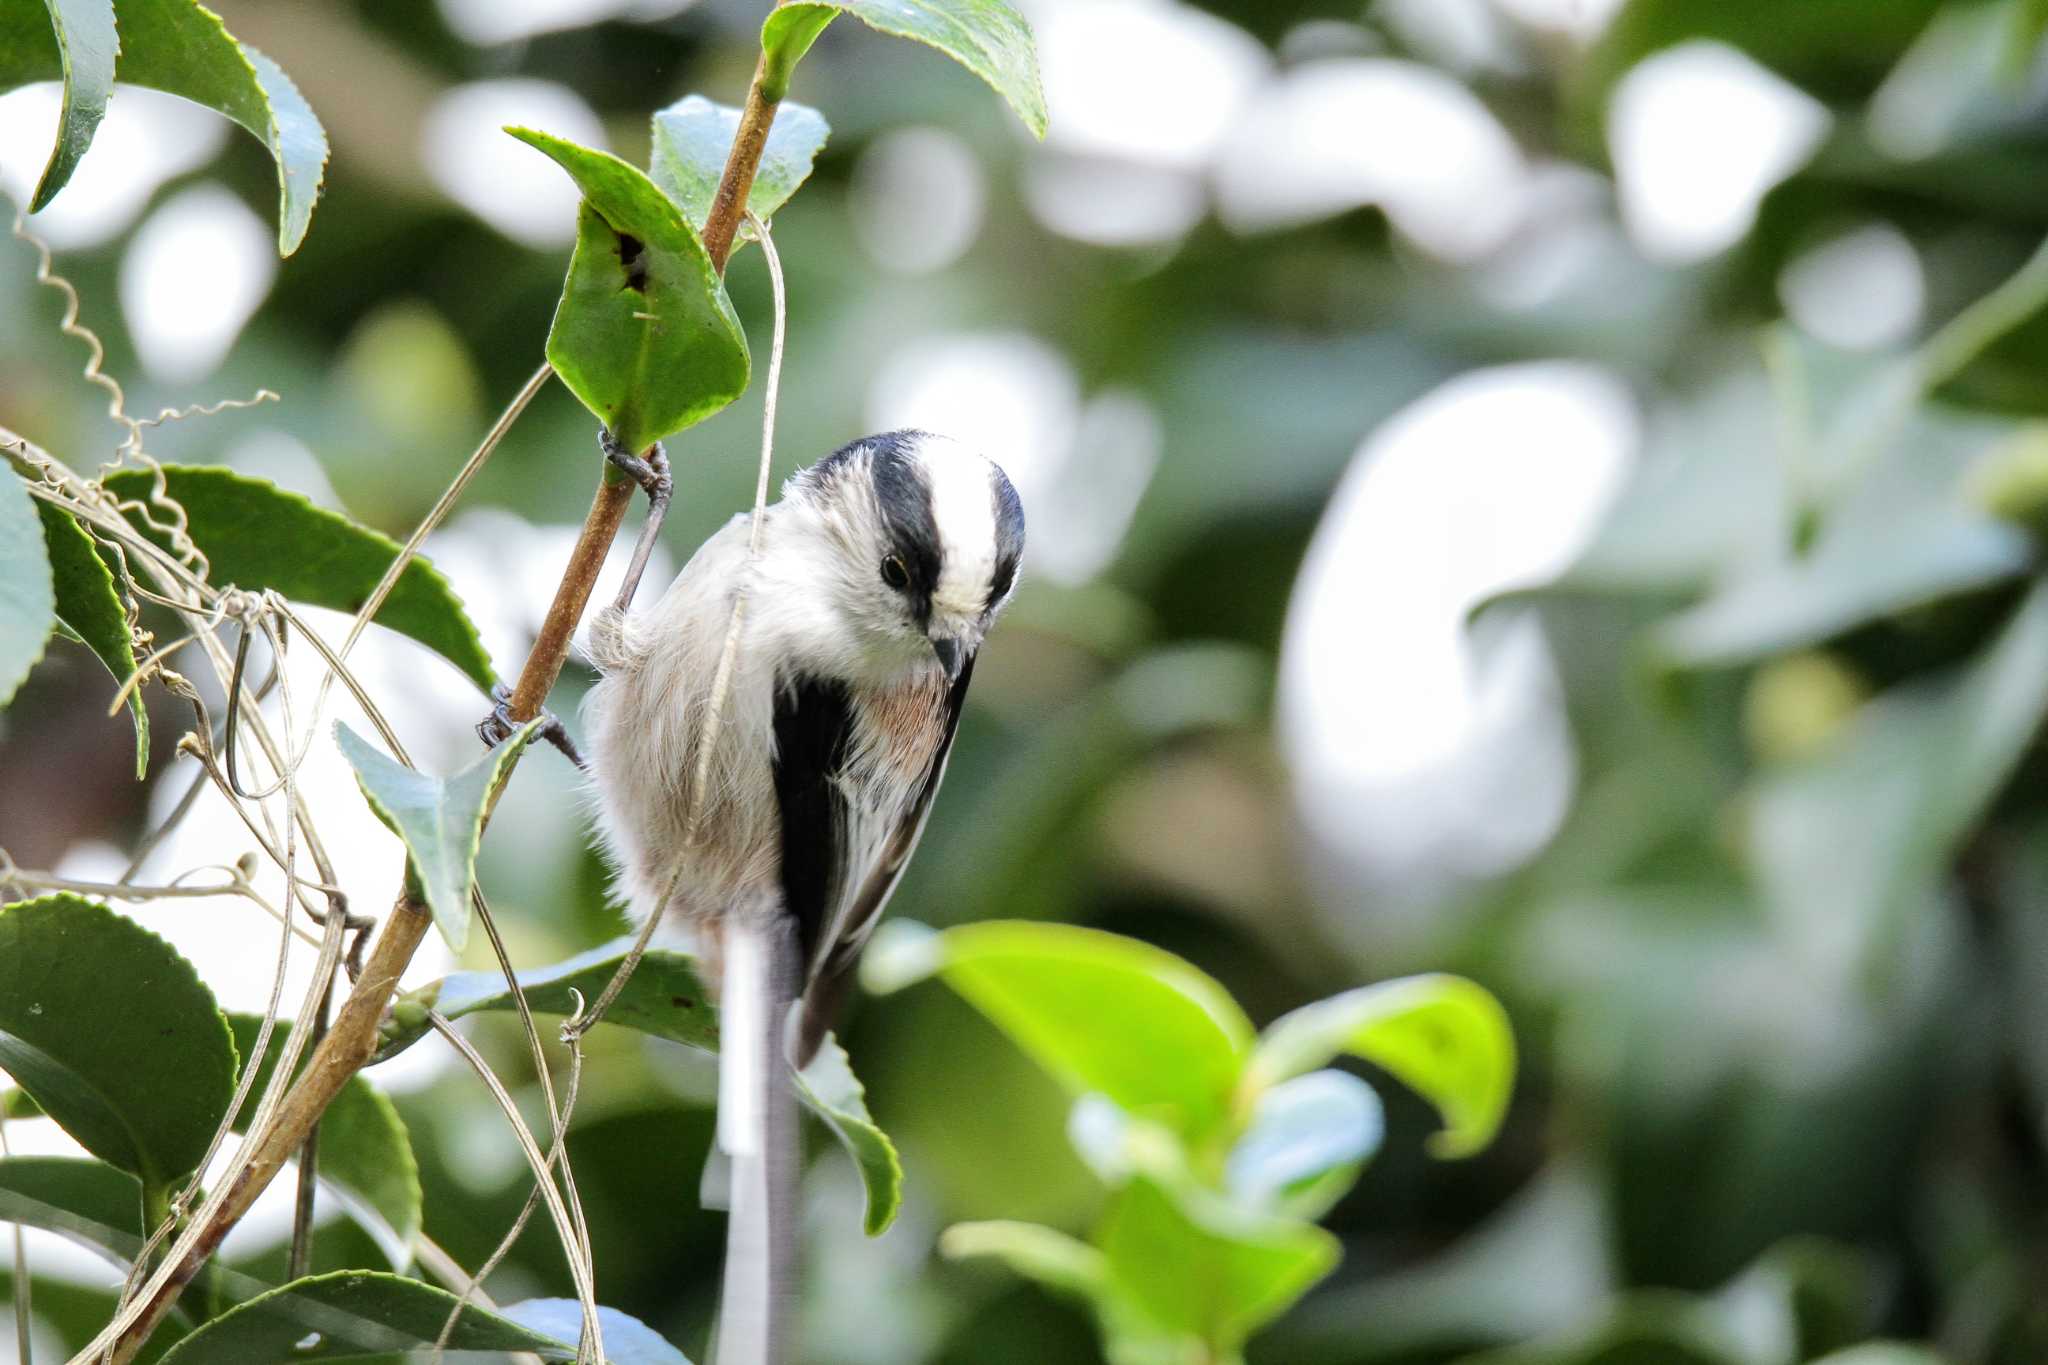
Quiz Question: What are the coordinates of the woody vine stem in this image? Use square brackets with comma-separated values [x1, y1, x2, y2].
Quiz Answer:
[86, 19, 797, 1363]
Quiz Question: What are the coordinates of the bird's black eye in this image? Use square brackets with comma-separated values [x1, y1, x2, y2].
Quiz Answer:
[880, 554, 910, 591]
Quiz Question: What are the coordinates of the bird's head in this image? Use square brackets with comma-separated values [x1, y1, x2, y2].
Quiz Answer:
[786, 430, 1024, 680]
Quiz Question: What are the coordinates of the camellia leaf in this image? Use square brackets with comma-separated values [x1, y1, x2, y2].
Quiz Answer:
[151, 1269, 665, 1364]
[865, 920, 1256, 1137]
[373, 941, 718, 1062]
[941, 1220, 1108, 1299]
[648, 93, 829, 236]
[499, 1299, 694, 1365]
[19, 0, 118, 211]
[101, 466, 496, 692]
[1245, 974, 1515, 1159]
[1098, 1174, 1341, 1355]
[0, 0, 328, 251]
[0, 1155, 143, 1269]
[509, 126, 750, 455]
[0, 468, 56, 708]
[761, 0, 1046, 137]
[372, 941, 900, 1233]
[1224, 1070, 1383, 1216]
[0, 895, 236, 1193]
[793, 1032, 903, 1236]
[224, 1016, 420, 1267]
[334, 719, 538, 953]
[35, 501, 147, 776]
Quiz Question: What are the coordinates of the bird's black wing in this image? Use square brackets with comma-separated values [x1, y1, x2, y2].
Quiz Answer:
[783, 657, 975, 1064]
[769, 673, 858, 977]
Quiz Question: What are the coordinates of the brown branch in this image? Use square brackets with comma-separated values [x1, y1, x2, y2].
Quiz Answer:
[100, 27, 797, 1360]
[106, 898, 434, 1362]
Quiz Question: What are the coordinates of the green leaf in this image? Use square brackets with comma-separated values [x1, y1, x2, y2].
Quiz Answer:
[372, 941, 718, 1062]
[941, 1219, 1109, 1300]
[21, 0, 118, 211]
[0, 895, 236, 1191]
[499, 1298, 694, 1365]
[1098, 1174, 1340, 1355]
[1749, 580, 2048, 962]
[509, 127, 750, 455]
[763, 0, 1047, 137]
[793, 1032, 903, 1236]
[333, 719, 537, 953]
[153, 1269, 584, 1363]
[100, 465, 496, 692]
[223, 1016, 420, 1267]
[0, 0, 328, 252]
[1246, 974, 1515, 1160]
[649, 94, 829, 236]
[1650, 514, 2029, 669]
[0, 1154, 143, 1269]
[865, 920, 1255, 1137]
[0, 468, 56, 708]
[1224, 1070, 1382, 1216]
[36, 500, 147, 776]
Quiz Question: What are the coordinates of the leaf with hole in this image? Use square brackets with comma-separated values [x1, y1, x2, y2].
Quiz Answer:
[372, 940, 718, 1062]
[101, 465, 496, 692]
[865, 920, 1255, 1137]
[0, 0, 328, 251]
[649, 93, 829, 237]
[761, 0, 1045, 136]
[151, 1269, 686, 1363]
[0, 895, 236, 1193]
[36, 501, 148, 776]
[224, 1015, 420, 1268]
[510, 126, 750, 455]
[334, 719, 538, 953]
[1247, 974, 1514, 1159]
[0, 468, 55, 709]
[794, 1031, 903, 1236]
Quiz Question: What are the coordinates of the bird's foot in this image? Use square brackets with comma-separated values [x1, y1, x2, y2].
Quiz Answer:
[476, 682, 586, 768]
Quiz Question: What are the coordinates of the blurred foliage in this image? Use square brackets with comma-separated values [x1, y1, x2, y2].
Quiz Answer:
[8, 0, 2048, 1362]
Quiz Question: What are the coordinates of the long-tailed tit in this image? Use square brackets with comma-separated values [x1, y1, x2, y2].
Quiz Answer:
[581, 429, 1024, 1365]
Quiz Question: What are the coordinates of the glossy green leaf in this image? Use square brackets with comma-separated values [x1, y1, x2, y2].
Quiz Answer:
[649, 93, 829, 235]
[0, 895, 236, 1190]
[1098, 1174, 1340, 1354]
[224, 1015, 420, 1267]
[499, 1298, 694, 1365]
[794, 1031, 903, 1236]
[0, 1154, 143, 1268]
[1749, 580, 2048, 959]
[1651, 514, 2029, 668]
[101, 466, 496, 692]
[36, 500, 147, 776]
[20, 0, 117, 211]
[1224, 1070, 1382, 1215]
[509, 127, 750, 455]
[334, 719, 538, 953]
[941, 1219, 1108, 1300]
[0, 468, 55, 708]
[1246, 974, 1514, 1159]
[153, 1270, 586, 1364]
[372, 941, 718, 1062]
[763, 0, 1046, 137]
[865, 920, 1255, 1136]
[0, 0, 328, 251]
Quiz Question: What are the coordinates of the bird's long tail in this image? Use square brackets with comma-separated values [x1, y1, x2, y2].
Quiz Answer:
[714, 914, 799, 1365]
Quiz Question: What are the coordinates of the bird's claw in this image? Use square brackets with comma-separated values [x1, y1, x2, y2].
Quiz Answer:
[600, 430, 671, 508]
[477, 682, 586, 768]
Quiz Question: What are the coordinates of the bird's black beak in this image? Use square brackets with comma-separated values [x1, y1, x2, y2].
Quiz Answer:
[930, 635, 966, 681]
